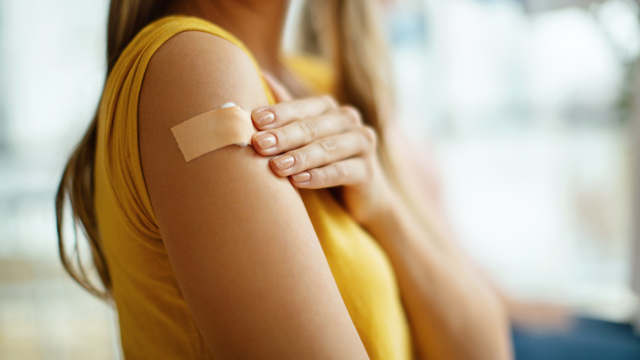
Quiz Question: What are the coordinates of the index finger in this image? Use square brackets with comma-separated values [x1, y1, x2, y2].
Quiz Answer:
[252, 95, 339, 130]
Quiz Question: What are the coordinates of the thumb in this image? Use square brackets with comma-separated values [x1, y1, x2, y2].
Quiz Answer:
[262, 71, 294, 103]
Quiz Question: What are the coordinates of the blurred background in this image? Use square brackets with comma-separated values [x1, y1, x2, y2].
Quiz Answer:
[1, 0, 639, 358]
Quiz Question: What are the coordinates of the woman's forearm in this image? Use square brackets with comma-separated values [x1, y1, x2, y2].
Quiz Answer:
[363, 195, 512, 360]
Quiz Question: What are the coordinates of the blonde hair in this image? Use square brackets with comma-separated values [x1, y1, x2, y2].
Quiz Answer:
[56, 0, 400, 300]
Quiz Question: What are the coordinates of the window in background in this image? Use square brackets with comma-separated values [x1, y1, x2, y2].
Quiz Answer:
[0, 5, 6, 151]
[388, 0, 639, 321]
[0, 1, 118, 359]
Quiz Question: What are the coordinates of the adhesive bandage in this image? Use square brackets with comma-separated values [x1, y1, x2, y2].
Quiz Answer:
[170, 103, 256, 162]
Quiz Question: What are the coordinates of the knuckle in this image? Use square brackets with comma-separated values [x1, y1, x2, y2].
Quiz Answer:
[339, 105, 362, 125]
[311, 168, 327, 184]
[334, 163, 347, 183]
[289, 100, 305, 120]
[361, 126, 377, 145]
[298, 120, 318, 141]
[321, 95, 339, 109]
[318, 139, 338, 159]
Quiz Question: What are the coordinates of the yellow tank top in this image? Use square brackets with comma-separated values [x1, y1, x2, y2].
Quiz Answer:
[94, 16, 413, 359]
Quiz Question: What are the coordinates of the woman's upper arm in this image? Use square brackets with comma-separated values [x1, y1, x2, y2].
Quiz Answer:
[138, 32, 368, 359]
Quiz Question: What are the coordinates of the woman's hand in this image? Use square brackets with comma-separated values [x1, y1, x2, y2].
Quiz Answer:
[250, 75, 394, 225]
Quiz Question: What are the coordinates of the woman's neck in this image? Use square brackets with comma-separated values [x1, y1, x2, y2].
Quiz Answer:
[181, 0, 288, 75]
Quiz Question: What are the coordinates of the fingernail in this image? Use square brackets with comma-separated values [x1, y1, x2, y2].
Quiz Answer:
[255, 133, 276, 149]
[272, 155, 294, 170]
[292, 172, 310, 183]
[253, 110, 275, 127]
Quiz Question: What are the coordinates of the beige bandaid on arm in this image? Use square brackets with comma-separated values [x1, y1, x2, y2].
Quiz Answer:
[171, 104, 256, 162]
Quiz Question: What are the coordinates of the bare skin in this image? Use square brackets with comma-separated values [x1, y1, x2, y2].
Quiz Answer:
[140, 0, 513, 359]
[252, 78, 512, 360]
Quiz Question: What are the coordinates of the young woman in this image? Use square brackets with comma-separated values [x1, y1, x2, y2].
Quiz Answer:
[56, 0, 512, 359]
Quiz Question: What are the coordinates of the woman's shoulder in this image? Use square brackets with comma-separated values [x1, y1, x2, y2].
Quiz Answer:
[97, 16, 273, 240]
[114, 15, 267, 88]
[149, 16, 335, 96]
[139, 30, 270, 128]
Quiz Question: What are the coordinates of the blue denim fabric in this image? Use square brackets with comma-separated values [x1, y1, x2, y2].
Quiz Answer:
[512, 317, 640, 360]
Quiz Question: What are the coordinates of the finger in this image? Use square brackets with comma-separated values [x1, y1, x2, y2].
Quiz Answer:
[262, 71, 294, 103]
[252, 95, 341, 130]
[268, 127, 375, 177]
[290, 158, 369, 189]
[252, 108, 363, 156]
